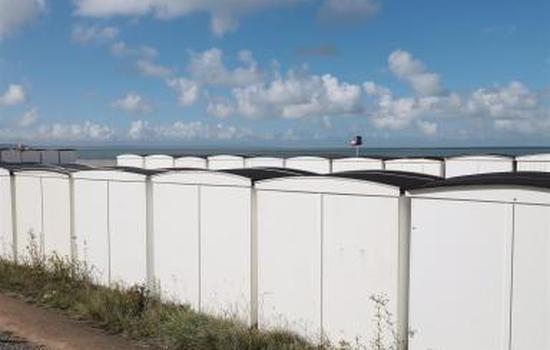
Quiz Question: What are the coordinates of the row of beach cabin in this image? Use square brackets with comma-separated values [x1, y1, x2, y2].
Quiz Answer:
[0, 148, 77, 164]
[117, 153, 550, 177]
[0, 163, 548, 350]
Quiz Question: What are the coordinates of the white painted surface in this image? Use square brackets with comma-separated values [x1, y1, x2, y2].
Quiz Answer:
[256, 176, 404, 345]
[516, 153, 550, 172]
[74, 177, 110, 285]
[59, 150, 77, 164]
[285, 156, 331, 174]
[20, 150, 41, 163]
[151, 181, 200, 307]
[322, 194, 398, 345]
[200, 186, 251, 321]
[40, 150, 59, 164]
[445, 155, 514, 177]
[1, 150, 21, 163]
[384, 158, 444, 177]
[245, 157, 285, 168]
[0, 169, 14, 260]
[174, 157, 208, 169]
[511, 204, 550, 349]
[257, 190, 322, 339]
[144, 155, 174, 169]
[14, 174, 43, 261]
[207, 155, 245, 170]
[41, 175, 71, 258]
[151, 170, 252, 323]
[108, 180, 147, 286]
[331, 157, 384, 172]
[409, 198, 513, 350]
[116, 154, 144, 168]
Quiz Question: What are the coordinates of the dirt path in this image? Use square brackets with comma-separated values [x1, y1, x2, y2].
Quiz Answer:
[0, 293, 157, 350]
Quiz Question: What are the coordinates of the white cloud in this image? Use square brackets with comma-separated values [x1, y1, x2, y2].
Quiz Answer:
[206, 96, 234, 118]
[136, 59, 172, 78]
[416, 120, 437, 136]
[35, 121, 114, 141]
[0, 0, 46, 41]
[318, 0, 379, 23]
[127, 119, 251, 141]
[0, 84, 27, 106]
[16, 107, 39, 127]
[110, 41, 157, 59]
[233, 71, 363, 119]
[112, 92, 153, 113]
[188, 48, 263, 87]
[388, 49, 445, 97]
[166, 78, 200, 107]
[71, 24, 118, 44]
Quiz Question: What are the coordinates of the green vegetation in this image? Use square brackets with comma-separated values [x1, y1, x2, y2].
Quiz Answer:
[0, 241, 403, 350]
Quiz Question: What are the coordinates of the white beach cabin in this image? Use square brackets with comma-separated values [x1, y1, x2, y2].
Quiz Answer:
[444, 154, 515, 177]
[116, 154, 145, 168]
[0, 166, 14, 260]
[384, 157, 444, 177]
[59, 149, 77, 164]
[174, 156, 208, 169]
[144, 154, 174, 169]
[73, 168, 162, 286]
[515, 153, 550, 172]
[11, 165, 88, 262]
[331, 157, 384, 172]
[285, 156, 331, 174]
[207, 155, 245, 170]
[20, 150, 41, 163]
[255, 170, 437, 345]
[1, 149, 21, 163]
[150, 168, 307, 324]
[406, 172, 550, 350]
[40, 150, 60, 164]
[245, 157, 285, 169]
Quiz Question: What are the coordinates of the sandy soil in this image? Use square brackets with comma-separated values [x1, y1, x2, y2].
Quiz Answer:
[0, 293, 157, 350]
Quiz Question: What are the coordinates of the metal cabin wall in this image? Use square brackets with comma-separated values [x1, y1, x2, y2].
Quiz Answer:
[59, 150, 77, 164]
[407, 190, 550, 350]
[207, 156, 245, 170]
[74, 174, 147, 287]
[13, 172, 72, 261]
[245, 157, 285, 168]
[256, 184, 404, 346]
[1, 150, 21, 163]
[116, 155, 145, 168]
[384, 160, 444, 177]
[284, 158, 332, 174]
[0, 171, 14, 260]
[144, 156, 174, 169]
[40, 150, 60, 164]
[444, 157, 515, 177]
[515, 155, 550, 172]
[20, 151, 41, 163]
[330, 158, 384, 172]
[151, 175, 252, 324]
[174, 157, 208, 169]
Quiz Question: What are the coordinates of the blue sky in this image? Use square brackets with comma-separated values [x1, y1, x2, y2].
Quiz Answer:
[0, 0, 549, 146]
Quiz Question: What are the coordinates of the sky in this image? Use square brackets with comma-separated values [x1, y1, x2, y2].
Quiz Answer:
[0, 0, 549, 147]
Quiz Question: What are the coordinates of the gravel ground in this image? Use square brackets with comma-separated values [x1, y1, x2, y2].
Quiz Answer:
[0, 332, 43, 350]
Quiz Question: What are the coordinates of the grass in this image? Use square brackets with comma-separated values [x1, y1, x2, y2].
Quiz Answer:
[0, 241, 403, 350]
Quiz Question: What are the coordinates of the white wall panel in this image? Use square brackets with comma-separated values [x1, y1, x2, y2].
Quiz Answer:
[174, 157, 207, 169]
[409, 198, 513, 350]
[200, 186, 251, 321]
[14, 175, 42, 261]
[117, 154, 144, 168]
[0, 172, 14, 260]
[331, 158, 384, 172]
[285, 157, 331, 174]
[257, 190, 322, 340]
[322, 194, 398, 345]
[74, 179, 110, 285]
[511, 204, 550, 349]
[245, 157, 285, 168]
[152, 183, 200, 307]
[109, 181, 147, 286]
[42, 177, 71, 258]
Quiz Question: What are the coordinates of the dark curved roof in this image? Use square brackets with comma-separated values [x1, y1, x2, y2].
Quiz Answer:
[0, 163, 90, 175]
[444, 153, 514, 160]
[99, 166, 167, 176]
[409, 172, 550, 191]
[330, 170, 440, 190]
[221, 167, 315, 182]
